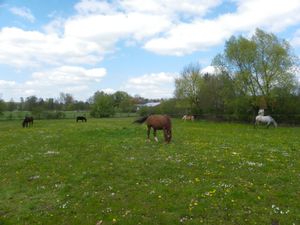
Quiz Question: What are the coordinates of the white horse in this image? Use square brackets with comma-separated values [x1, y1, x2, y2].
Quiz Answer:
[255, 115, 277, 128]
[182, 115, 194, 121]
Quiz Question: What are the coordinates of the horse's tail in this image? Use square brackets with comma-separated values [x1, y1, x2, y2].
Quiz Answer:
[133, 116, 149, 124]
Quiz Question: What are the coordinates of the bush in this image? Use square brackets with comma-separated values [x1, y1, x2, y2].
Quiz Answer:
[41, 111, 66, 119]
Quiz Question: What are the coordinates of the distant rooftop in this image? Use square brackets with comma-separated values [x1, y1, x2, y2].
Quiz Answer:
[143, 102, 160, 107]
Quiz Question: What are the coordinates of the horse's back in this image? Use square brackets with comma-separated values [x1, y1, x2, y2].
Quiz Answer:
[76, 116, 87, 122]
[147, 115, 171, 129]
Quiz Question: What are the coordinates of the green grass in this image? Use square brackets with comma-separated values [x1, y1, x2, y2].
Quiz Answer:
[0, 118, 299, 225]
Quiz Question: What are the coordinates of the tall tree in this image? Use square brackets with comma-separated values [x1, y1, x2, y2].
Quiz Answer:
[7, 98, 17, 111]
[175, 63, 203, 113]
[25, 96, 38, 111]
[213, 28, 298, 111]
[0, 99, 5, 115]
[59, 92, 75, 110]
[90, 91, 115, 117]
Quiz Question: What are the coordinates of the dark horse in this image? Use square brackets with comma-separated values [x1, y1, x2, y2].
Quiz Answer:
[134, 115, 172, 143]
[22, 116, 34, 128]
[76, 116, 87, 122]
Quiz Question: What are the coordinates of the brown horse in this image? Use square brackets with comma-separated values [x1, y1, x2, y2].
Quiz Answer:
[134, 115, 172, 143]
[22, 116, 34, 128]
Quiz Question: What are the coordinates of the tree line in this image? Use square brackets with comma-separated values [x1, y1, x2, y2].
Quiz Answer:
[1, 29, 300, 123]
[0, 91, 158, 119]
[140, 29, 300, 124]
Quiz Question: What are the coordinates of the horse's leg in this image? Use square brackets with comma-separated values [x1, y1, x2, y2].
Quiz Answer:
[147, 125, 151, 142]
[153, 129, 158, 142]
[163, 128, 168, 142]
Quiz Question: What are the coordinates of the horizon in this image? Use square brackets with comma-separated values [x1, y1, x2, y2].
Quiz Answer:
[1, 0, 300, 101]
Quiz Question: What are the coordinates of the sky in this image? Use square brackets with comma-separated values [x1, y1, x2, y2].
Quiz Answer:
[1, 0, 300, 101]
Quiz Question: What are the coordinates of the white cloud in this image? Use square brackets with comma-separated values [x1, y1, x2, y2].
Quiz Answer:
[144, 0, 300, 55]
[124, 72, 177, 98]
[3, 0, 300, 69]
[119, 0, 222, 17]
[101, 88, 116, 94]
[0, 80, 16, 87]
[201, 66, 220, 74]
[2, 0, 300, 100]
[75, 0, 116, 15]
[0, 66, 106, 101]
[43, 18, 65, 35]
[0, 27, 104, 68]
[74, 0, 222, 17]
[64, 12, 171, 44]
[9, 7, 35, 22]
[144, 19, 231, 55]
[31, 66, 106, 84]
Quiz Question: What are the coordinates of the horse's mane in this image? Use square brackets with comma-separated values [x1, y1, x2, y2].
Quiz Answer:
[133, 116, 149, 124]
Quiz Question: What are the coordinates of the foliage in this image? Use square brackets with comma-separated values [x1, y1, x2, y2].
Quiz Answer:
[59, 93, 75, 111]
[41, 111, 66, 119]
[175, 63, 203, 114]
[0, 99, 5, 115]
[0, 118, 299, 224]
[213, 28, 298, 110]
[173, 28, 300, 122]
[112, 91, 136, 113]
[90, 91, 115, 117]
[138, 99, 188, 117]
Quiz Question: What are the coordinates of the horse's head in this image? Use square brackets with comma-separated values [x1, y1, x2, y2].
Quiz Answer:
[258, 109, 264, 116]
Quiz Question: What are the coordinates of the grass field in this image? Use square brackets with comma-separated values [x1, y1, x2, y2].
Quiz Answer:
[0, 118, 299, 225]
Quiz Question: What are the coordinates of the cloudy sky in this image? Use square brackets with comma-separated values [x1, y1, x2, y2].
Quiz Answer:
[1, 0, 300, 101]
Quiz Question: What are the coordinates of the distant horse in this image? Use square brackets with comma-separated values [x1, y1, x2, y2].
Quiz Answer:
[76, 116, 87, 122]
[22, 116, 34, 128]
[255, 115, 277, 128]
[182, 115, 194, 121]
[134, 115, 172, 143]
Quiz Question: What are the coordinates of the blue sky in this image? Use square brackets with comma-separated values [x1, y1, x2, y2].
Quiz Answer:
[0, 0, 300, 101]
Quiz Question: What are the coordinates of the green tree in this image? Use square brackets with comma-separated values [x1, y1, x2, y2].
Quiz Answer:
[112, 91, 134, 113]
[175, 63, 203, 114]
[213, 28, 298, 111]
[7, 98, 17, 111]
[0, 99, 6, 115]
[25, 96, 38, 111]
[59, 92, 75, 110]
[90, 91, 115, 117]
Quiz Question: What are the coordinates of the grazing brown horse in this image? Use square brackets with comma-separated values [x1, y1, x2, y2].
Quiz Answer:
[22, 116, 34, 128]
[134, 115, 172, 143]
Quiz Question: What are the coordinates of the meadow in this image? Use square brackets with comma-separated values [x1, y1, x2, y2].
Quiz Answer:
[0, 118, 299, 225]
